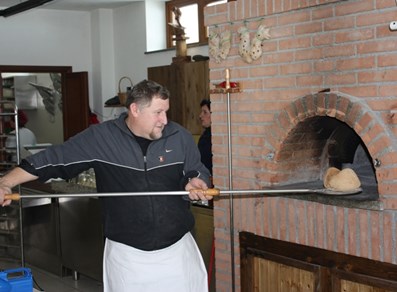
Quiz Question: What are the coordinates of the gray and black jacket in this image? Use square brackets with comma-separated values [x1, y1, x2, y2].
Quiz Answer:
[20, 112, 211, 251]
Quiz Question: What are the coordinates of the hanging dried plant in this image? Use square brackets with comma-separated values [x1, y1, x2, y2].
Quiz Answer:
[238, 23, 271, 64]
[209, 29, 232, 63]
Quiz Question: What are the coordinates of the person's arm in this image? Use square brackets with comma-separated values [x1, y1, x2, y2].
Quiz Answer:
[0, 167, 38, 206]
[180, 129, 213, 201]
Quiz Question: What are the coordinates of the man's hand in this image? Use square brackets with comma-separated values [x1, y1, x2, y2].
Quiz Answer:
[185, 177, 213, 201]
[0, 185, 12, 207]
[0, 167, 38, 207]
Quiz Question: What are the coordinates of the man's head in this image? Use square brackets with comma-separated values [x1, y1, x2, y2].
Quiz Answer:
[199, 99, 211, 129]
[125, 80, 170, 140]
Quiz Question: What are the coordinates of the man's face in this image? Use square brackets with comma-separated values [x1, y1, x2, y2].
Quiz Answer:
[199, 105, 211, 128]
[132, 96, 169, 140]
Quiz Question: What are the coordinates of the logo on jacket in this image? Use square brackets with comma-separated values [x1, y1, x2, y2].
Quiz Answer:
[165, 149, 173, 153]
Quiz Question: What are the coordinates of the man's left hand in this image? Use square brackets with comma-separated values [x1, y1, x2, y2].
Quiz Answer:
[185, 177, 213, 201]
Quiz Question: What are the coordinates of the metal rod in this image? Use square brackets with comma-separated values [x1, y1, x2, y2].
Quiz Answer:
[226, 90, 236, 292]
[14, 190, 191, 199]
[14, 106, 25, 268]
[6, 187, 362, 200]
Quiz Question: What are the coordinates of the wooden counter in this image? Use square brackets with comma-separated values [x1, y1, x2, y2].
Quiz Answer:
[191, 204, 215, 291]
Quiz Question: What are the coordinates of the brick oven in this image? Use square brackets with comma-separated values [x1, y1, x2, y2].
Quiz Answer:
[205, 0, 397, 291]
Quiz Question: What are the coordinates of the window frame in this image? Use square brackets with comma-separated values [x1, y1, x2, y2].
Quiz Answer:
[165, 0, 223, 48]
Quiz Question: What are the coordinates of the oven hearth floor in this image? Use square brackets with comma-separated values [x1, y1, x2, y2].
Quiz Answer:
[274, 180, 381, 210]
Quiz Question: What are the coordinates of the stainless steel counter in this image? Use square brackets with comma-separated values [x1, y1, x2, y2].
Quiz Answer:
[21, 187, 63, 277]
[51, 181, 103, 281]
[21, 182, 103, 281]
[58, 196, 103, 281]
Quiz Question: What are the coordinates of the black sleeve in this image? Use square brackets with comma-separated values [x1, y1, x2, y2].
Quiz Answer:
[180, 170, 200, 190]
[19, 159, 39, 176]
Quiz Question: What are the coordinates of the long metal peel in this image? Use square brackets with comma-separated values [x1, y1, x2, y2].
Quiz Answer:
[4, 187, 362, 201]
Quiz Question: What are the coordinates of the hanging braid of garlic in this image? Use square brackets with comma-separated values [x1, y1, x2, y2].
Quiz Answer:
[218, 30, 231, 61]
[208, 30, 221, 63]
[238, 26, 252, 63]
[249, 24, 271, 61]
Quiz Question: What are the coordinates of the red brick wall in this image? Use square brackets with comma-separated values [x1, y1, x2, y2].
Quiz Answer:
[205, 0, 397, 291]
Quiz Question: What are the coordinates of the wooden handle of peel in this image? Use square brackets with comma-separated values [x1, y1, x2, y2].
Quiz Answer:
[191, 188, 220, 196]
[4, 193, 21, 201]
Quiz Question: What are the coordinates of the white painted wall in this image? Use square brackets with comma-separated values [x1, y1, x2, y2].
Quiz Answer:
[0, 3, 209, 123]
[90, 9, 118, 120]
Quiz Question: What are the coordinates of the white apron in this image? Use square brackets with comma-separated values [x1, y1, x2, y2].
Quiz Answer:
[103, 232, 208, 292]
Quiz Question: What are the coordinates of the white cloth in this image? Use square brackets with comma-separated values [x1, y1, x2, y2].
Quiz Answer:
[103, 232, 208, 292]
[5, 127, 37, 161]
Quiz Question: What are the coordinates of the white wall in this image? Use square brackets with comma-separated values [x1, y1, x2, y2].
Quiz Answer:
[90, 9, 118, 120]
[0, 3, 209, 122]
[0, 8, 92, 73]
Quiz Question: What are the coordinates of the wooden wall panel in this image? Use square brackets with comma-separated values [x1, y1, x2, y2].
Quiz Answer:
[241, 232, 397, 292]
[340, 279, 393, 292]
[254, 257, 315, 291]
[148, 61, 209, 135]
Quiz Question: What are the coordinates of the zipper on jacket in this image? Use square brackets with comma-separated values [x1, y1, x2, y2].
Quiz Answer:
[143, 153, 159, 247]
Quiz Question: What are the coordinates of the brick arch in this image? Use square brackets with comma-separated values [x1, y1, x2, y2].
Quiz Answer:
[261, 92, 394, 198]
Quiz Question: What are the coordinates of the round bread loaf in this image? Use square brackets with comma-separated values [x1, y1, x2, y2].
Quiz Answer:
[323, 167, 340, 189]
[323, 167, 361, 191]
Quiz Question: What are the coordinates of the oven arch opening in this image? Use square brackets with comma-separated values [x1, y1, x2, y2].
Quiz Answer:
[274, 116, 378, 201]
[261, 92, 386, 204]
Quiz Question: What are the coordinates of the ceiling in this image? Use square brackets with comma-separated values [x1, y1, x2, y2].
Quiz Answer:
[0, 0, 139, 12]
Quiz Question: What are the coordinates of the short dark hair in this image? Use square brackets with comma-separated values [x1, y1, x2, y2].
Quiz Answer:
[200, 99, 211, 111]
[125, 79, 170, 108]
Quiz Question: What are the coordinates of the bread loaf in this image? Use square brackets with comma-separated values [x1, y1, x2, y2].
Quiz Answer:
[323, 167, 361, 191]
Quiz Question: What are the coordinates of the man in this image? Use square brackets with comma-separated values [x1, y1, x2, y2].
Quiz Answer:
[0, 80, 213, 292]
[198, 99, 212, 175]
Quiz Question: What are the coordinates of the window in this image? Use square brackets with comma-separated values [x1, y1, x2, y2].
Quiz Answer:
[166, 0, 227, 48]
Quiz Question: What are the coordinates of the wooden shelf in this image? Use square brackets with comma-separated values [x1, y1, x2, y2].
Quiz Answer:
[210, 88, 242, 94]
